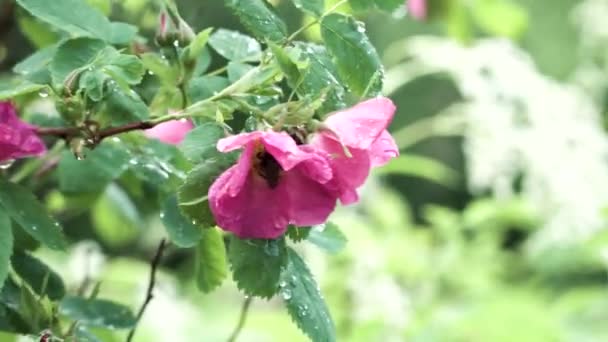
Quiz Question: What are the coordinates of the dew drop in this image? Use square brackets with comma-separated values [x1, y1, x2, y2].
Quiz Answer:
[280, 288, 292, 300]
[38, 89, 49, 98]
[173, 40, 180, 47]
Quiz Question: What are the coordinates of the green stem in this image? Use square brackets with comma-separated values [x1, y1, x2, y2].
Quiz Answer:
[227, 296, 253, 342]
[206, 65, 228, 77]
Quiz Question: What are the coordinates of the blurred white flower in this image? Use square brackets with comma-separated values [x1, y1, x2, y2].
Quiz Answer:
[399, 37, 608, 250]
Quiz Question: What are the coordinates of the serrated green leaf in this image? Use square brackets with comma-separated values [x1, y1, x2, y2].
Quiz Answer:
[290, 0, 324, 17]
[50, 37, 106, 87]
[321, 14, 383, 98]
[179, 123, 226, 163]
[59, 297, 136, 329]
[196, 227, 228, 292]
[0, 180, 67, 250]
[161, 196, 202, 248]
[307, 222, 347, 254]
[16, 0, 136, 44]
[80, 70, 107, 101]
[294, 42, 346, 115]
[208, 29, 262, 62]
[0, 208, 13, 292]
[102, 52, 145, 86]
[224, 0, 288, 42]
[103, 86, 150, 124]
[178, 157, 235, 226]
[280, 248, 336, 342]
[228, 237, 287, 298]
[57, 142, 131, 194]
[11, 251, 65, 301]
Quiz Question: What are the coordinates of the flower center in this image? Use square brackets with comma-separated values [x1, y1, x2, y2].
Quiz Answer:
[253, 148, 283, 189]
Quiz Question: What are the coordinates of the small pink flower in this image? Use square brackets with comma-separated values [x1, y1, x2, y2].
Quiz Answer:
[0, 102, 46, 162]
[311, 97, 399, 204]
[208, 131, 336, 239]
[145, 119, 193, 145]
[407, 0, 427, 20]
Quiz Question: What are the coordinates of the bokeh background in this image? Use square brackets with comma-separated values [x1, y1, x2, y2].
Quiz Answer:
[3, 0, 608, 341]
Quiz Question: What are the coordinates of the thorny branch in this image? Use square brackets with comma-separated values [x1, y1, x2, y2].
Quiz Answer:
[126, 239, 167, 342]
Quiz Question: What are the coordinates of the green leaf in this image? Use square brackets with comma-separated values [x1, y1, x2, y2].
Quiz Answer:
[286, 225, 311, 243]
[13, 44, 58, 76]
[224, 0, 288, 42]
[11, 251, 66, 301]
[141, 53, 179, 84]
[101, 51, 145, 86]
[57, 142, 131, 194]
[195, 227, 228, 292]
[280, 248, 336, 342]
[79, 70, 106, 102]
[0, 81, 46, 101]
[103, 86, 150, 124]
[187, 27, 214, 61]
[92, 185, 141, 248]
[349, 0, 403, 12]
[228, 237, 287, 298]
[208, 29, 262, 62]
[321, 14, 383, 98]
[227, 62, 255, 83]
[188, 76, 230, 103]
[295, 42, 346, 115]
[0, 208, 13, 292]
[307, 222, 347, 254]
[161, 196, 202, 248]
[50, 37, 107, 87]
[177, 157, 235, 226]
[0, 180, 67, 250]
[59, 297, 136, 329]
[290, 0, 324, 17]
[109, 22, 138, 45]
[15, 0, 136, 44]
[179, 123, 226, 163]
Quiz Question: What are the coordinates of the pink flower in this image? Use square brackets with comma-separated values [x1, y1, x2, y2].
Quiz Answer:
[145, 119, 193, 145]
[0, 102, 46, 162]
[208, 131, 336, 239]
[311, 97, 399, 204]
[407, 0, 427, 20]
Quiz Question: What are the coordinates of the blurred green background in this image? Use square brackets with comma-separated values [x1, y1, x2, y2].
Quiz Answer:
[4, 0, 608, 341]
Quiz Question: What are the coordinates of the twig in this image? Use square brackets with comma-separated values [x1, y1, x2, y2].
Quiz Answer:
[226, 296, 253, 342]
[34, 121, 155, 141]
[126, 239, 167, 342]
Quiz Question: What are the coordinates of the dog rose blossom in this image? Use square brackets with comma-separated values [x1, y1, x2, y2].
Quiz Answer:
[0, 102, 46, 163]
[311, 97, 399, 204]
[208, 131, 336, 239]
[145, 119, 194, 145]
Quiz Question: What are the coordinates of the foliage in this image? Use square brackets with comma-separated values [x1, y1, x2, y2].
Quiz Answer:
[0, 0, 607, 341]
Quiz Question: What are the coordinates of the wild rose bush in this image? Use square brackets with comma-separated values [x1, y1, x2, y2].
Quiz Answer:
[0, 0, 406, 341]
